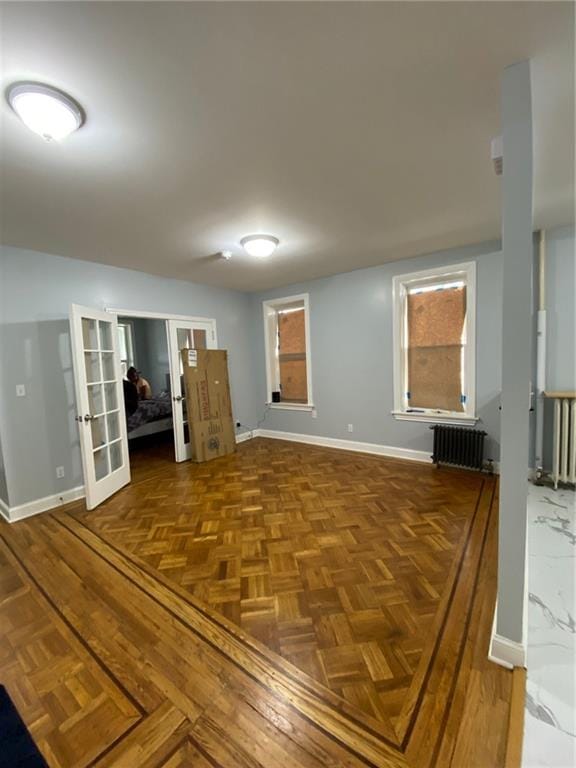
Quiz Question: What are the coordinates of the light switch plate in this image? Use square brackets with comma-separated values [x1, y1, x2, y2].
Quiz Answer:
[16, 384, 26, 397]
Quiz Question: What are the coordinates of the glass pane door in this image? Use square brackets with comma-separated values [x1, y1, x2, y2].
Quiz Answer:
[167, 319, 215, 462]
[70, 305, 130, 509]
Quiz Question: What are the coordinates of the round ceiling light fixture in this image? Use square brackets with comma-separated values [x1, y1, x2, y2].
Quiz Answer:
[7, 82, 84, 141]
[240, 234, 279, 258]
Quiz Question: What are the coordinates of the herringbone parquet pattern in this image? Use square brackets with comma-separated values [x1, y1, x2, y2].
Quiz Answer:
[75, 438, 483, 728]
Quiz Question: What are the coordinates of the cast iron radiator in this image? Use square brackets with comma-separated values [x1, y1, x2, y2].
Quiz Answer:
[430, 424, 487, 470]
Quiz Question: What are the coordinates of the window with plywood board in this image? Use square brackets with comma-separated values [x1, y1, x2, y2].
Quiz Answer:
[393, 263, 477, 424]
[407, 285, 466, 412]
[278, 308, 308, 403]
[263, 294, 313, 408]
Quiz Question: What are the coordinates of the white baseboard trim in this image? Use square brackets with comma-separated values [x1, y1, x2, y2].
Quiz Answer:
[489, 633, 526, 669]
[4, 486, 85, 523]
[3, 428, 497, 522]
[488, 603, 527, 669]
[3, 436, 251, 522]
[255, 429, 432, 464]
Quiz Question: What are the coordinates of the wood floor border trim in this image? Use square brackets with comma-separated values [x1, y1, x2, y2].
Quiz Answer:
[61, 511, 399, 743]
[91, 702, 189, 768]
[55, 514, 397, 768]
[161, 738, 192, 768]
[0, 439, 508, 768]
[85, 717, 144, 768]
[398, 478, 487, 745]
[504, 667, 527, 768]
[187, 734, 224, 768]
[428, 481, 497, 765]
[0, 531, 146, 718]
[67, 475, 489, 751]
[67, 494, 485, 753]
[0, 532, 147, 768]
[54, 474, 493, 768]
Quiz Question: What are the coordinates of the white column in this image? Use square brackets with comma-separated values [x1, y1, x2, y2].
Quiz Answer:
[497, 60, 533, 653]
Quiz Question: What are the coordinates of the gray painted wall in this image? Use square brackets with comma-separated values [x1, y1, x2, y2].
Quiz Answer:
[250, 240, 503, 460]
[1, 227, 572, 511]
[545, 225, 576, 391]
[535, 225, 576, 470]
[0, 254, 11, 506]
[0, 429, 8, 506]
[0, 246, 259, 508]
[0, 252, 8, 505]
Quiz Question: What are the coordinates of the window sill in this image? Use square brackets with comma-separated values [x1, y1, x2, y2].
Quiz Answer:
[267, 403, 315, 412]
[391, 411, 478, 426]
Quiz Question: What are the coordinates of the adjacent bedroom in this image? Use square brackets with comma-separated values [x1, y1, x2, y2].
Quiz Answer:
[118, 317, 174, 446]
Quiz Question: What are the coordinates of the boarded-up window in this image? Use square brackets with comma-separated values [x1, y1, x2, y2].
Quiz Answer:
[278, 309, 307, 403]
[264, 294, 312, 407]
[407, 285, 466, 412]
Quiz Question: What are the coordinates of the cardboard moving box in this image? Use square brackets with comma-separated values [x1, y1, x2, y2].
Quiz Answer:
[181, 348, 236, 462]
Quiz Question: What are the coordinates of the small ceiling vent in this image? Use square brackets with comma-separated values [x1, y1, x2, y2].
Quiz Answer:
[491, 135, 503, 176]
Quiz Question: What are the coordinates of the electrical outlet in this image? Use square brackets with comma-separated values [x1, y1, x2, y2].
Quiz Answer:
[56, 466, 65, 479]
[347, 423, 354, 433]
[16, 384, 26, 397]
[311, 408, 317, 419]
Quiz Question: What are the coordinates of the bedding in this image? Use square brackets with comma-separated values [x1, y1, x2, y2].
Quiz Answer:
[127, 392, 173, 433]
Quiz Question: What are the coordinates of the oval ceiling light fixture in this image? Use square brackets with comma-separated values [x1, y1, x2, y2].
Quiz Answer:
[7, 82, 84, 141]
[240, 234, 279, 258]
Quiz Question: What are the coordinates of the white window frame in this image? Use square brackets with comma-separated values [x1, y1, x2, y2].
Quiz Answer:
[263, 293, 314, 411]
[117, 321, 135, 377]
[392, 261, 477, 426]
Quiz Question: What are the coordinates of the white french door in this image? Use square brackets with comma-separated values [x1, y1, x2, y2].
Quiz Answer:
[70, 304, 131, 509]
[167, 319, 217, 462]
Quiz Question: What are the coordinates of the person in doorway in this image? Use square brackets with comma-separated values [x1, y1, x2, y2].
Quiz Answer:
[127, 367, 152, 400]
[123, 378, 138, 416]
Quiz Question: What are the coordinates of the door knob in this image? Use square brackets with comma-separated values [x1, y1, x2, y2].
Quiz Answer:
[173, 395, 183, 402]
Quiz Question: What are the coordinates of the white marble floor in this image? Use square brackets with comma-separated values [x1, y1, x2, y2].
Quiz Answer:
[522, 483, 576, 768]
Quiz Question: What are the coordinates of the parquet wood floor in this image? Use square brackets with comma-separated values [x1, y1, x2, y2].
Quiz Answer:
[0, 438, 522, 767]
[77, 438, 485, 730]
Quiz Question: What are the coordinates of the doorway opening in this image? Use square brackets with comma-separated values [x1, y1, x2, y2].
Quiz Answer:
[69, 304, 217, 510]
[112, 310, 218, 471]
[118, 316, 175, 467]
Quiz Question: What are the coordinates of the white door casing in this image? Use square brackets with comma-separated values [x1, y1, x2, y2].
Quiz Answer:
[69, 304, 131, 509]
[167, 318, 217, 462]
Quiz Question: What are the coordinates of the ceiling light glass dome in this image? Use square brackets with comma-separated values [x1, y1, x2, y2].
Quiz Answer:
[7, 82, 84, 141]
[240, 235, 279, 258]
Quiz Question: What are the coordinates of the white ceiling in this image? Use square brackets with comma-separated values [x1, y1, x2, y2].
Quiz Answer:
[1, 2, 574, 292]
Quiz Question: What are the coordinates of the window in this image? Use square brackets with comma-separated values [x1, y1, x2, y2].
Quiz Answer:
[263, 294, 313, 408]
[117, 322, 135, 377]
[392, 262, 476, 424]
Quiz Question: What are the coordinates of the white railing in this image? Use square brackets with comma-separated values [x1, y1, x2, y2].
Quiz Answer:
[546, 392, 576, 489]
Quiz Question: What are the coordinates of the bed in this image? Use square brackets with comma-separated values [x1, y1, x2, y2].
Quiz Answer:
[127, 393, 173, 440]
